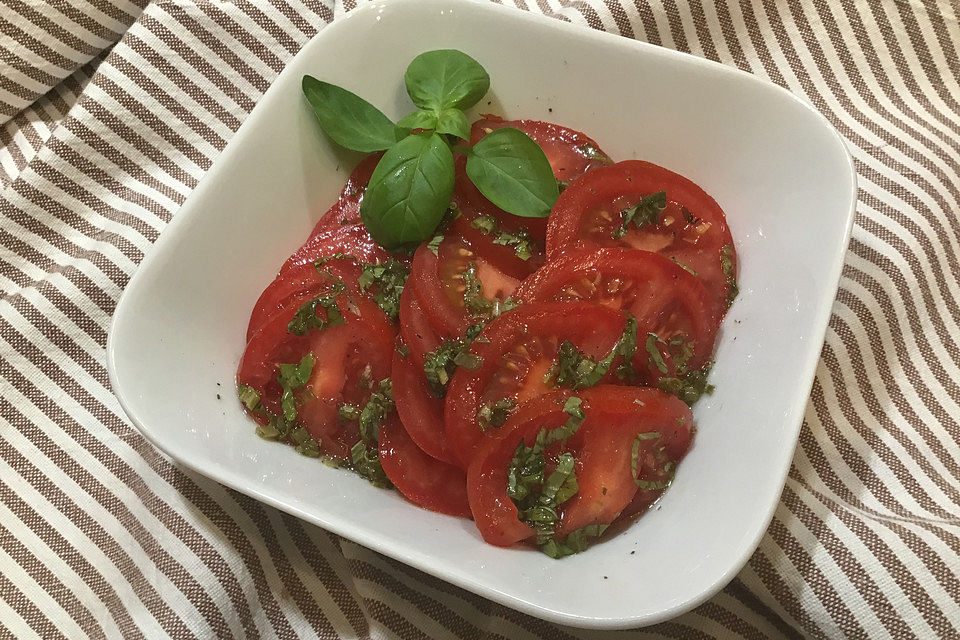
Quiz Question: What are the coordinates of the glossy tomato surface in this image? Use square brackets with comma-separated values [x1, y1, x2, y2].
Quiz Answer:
[546, 160, 736, 312]
[466, 386, 693, 547]
[378, 415, 471, 518]
[516, 248, 720, 382]
[237, 293, 396, 459]
[391, 349, 456, 464]
[444, 302, 629, 467]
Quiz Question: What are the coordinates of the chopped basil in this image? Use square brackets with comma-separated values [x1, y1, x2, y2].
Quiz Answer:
[314, 252, 354, 268]
[338, 403, 360, 422]
[338, 378, 394, 444]
[423, 323, 485, 396]
[396, 342, 411, 358]
[291, 427, 321, 458]
[540, 523, 608, 559]
[350, 441, 392, 488]
[506, 397, 585, 548]
[720, 243, 738, 307]
[287, 283, 347, 336]
[645, 332, 668, 374]
[577, 143, 612, 164]
[681, 206, 701, 225]
[670, 257, 698, 276]
[470, 215, 536, 261]
[557, 179, 569, 194]
[477, 397, 516, 431]
[613, 191, 666, 239]
[668, 335, 695, 377]
[550, 315, 638, 389]
[277, 353, 315, 421]
[658, 364, 715, 406]
[358, 258, 409, 321]
[461, 262, 490, 314]
[427, 233, 444, 255]
[237, 384, 260, 412]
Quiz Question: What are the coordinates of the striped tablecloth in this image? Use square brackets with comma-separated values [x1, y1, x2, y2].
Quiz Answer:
[2, 1, 958, 638]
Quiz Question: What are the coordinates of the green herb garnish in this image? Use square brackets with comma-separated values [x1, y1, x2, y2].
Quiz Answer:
[613, 191, 666, 239]
[423, 324, 485, 396]
[477, 397, 516, 431]
[358, 258, 409, 321]
[540, 524, 609, 559]
[350, 441, 392, 488]
[658, 365, 715, 406]
[670, 257, 698, 276]
[645, 332, 668, 374]
[721, 243, 738, 307]
[506, 397, 585, 548]
[550, 315, 638, 389]
[287, 282, 346, 336]
[303, 50, 558, 249]
[277, 353, 315, 421]
[470, 215, 536, 261]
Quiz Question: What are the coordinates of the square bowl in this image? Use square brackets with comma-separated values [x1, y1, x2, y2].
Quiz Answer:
[107, 0, 856, 629]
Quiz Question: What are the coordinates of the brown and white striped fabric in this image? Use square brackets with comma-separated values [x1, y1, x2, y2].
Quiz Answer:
[1, 0, 958, 637]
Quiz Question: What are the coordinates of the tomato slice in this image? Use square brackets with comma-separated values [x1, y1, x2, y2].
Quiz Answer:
[237, 292, 396, 460]
[398, 284, 441, 367]
[466, 386, 692, 548]
[444, 302, 629, 467]
[391, 349, 457, 464]
[545, 160, 737, 312]
[408, 235, 520, 339]
[470, 114, 613, 189]
[310, 153, 381, 234]
[515, 247, 720, 383]
[246, 257, 362, 342]
[281, 223, 396, 274]
[378, 415, 471, 518]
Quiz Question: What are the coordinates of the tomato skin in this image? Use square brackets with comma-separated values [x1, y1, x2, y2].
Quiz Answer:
[470, 115, 613, 188]
[311, 153, 381, 234]
[281, 223, 395, 274]
[391, 349, 457, 465]
[466, 387, 692, 547]
[515, 247, 721, 382]
[246, 258, 362, 342]
[545, 160, 736, 312]
[444, 302, 629, 467]
[378, 415, 472, 518]
[555, 388, 693, 538]
[398, 284, 441, 367]
[237, 292, 396, 460]
[408, 235, 521, 339]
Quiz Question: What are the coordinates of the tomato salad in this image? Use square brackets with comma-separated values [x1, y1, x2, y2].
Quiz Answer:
[237, 50, 738, 558]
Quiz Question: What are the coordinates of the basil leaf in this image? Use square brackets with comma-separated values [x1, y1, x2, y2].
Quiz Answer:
[404, 49, 490, 111]
[645, 332, 668, 374]
[613, 191, 666, 239]
[422, 323, 486, 396]
[277, 353, 315, 421]
[465, 127, 558, 218]
[540, 524, 608, 559]
[721, 243, 739, 306]
[436, 108, 470, 140]
[361, 132, 455, 249]
[477, 397, 515, 431]
[350, 441, 392, 488]
[470, 215, 535, 261]
[301, 76, 397, 152]
[396, 109, 439, 134]
[658, 364, 715, 405]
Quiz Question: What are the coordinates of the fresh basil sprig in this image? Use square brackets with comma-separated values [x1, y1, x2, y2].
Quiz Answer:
[302, 49, 558, 249]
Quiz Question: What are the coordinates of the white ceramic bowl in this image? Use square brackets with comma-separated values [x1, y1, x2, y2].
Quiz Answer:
[107, 0, 856, 629]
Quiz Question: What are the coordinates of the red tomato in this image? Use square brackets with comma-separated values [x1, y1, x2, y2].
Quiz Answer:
[466, 386, 692, 547]
[237, 293, 396, 460]
[408, 235, 520, 339]
[444, 302, 629, 467]
[281, 223, 395, 274]
[545, 160, 736, 312]
[398, 284, 441, 367]
[378, 415, 471, 518]
[310, 153, 381, 234]
[246, 257, 362, 342]
[470, 114, 613, 188]
[391, 349, 457, 465]
[515, 248, 720, 383]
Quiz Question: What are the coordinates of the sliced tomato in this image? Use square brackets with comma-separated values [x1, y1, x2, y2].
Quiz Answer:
[545, 160, 736, 312]
[246, 257, 362, 342]
[444, 302, 628, 467]
[515, 248, 720, 383]
[398, 284, 441, 367]
[237, 293, 396, 460]
[466, 386, 692, 547]
[391, 349, 457, 464]
[310, 153, 381, 234]
[470, 114, 613, 188]
[378, 415, 471, 518]
[281, 223, 396, 274]
[408, 235, 520, 338]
